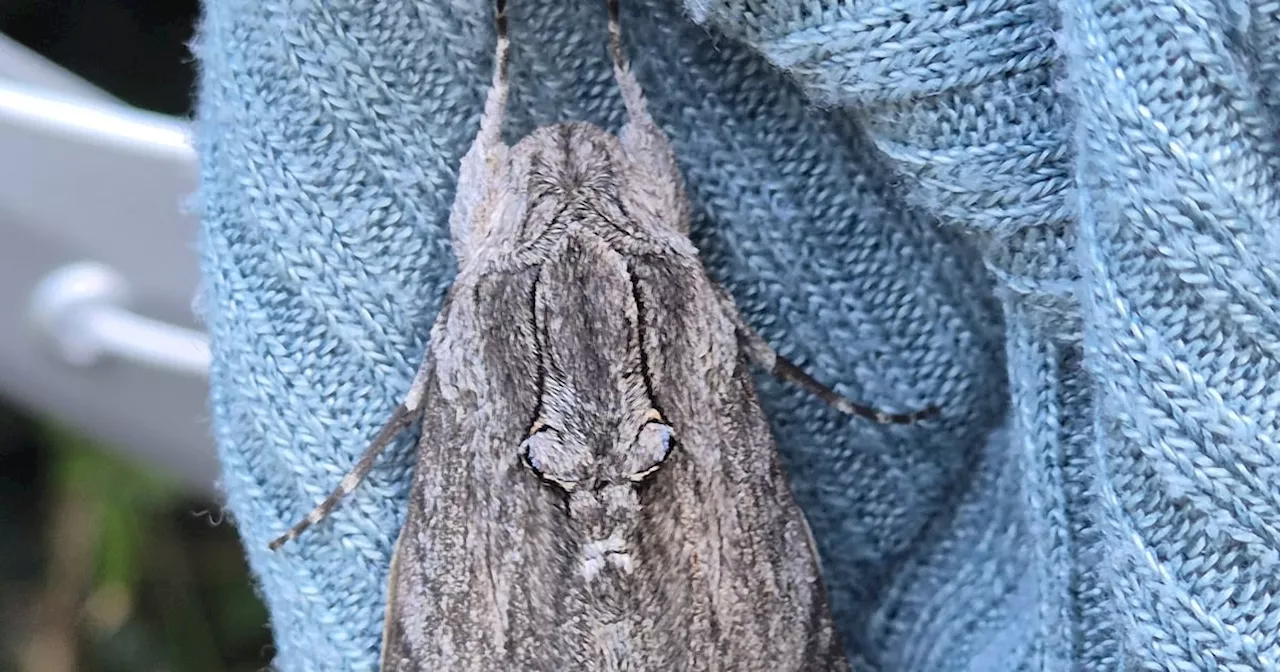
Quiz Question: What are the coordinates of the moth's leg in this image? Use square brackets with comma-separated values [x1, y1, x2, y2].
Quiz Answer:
[606, 0, 691, 235]
[268, 356, 435, 550]
[449, 0, 514, 260]
[379, 525, 408, 671]
[713, 286, 940, 424]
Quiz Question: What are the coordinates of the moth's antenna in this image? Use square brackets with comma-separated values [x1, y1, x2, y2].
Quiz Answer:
[476, 0, 512, 147]
[604, 0, 649, 122]
[446, 0, 511, 262]
[605, 0, 627, 73]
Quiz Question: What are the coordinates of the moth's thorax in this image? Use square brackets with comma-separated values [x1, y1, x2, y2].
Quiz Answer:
[516, 231, 676, 569]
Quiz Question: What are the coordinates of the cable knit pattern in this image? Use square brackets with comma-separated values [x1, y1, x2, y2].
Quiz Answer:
[194, 0, 1280, 669]
[684, 0, 1280, 670]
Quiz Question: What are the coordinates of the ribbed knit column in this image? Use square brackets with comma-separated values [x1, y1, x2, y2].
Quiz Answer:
[686, 0, 1280, 669]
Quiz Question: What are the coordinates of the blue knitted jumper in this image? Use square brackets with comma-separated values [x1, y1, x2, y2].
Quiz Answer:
[193, 0, 1280, 670]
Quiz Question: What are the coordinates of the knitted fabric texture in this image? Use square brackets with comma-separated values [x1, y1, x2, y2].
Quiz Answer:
[193, 0, 1280, 670]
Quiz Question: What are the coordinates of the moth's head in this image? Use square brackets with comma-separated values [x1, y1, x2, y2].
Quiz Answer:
[507, 122, 627, 220]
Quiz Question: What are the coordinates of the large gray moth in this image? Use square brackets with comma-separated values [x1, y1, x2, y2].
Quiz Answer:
[268, 1, 938, 669]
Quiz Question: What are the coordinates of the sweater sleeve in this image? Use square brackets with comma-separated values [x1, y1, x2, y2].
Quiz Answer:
[684, 0, 1280, 670]
[192, 1, 1004, 670]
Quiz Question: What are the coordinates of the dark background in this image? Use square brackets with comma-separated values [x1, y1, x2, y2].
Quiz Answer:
[1, 2, 272, 670]
[2, 0, 199, 115]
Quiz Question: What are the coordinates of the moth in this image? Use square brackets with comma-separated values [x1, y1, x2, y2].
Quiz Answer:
[268, 1, 938, 670]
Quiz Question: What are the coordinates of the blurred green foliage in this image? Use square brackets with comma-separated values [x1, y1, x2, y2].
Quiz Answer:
[0, 405, 271, 672]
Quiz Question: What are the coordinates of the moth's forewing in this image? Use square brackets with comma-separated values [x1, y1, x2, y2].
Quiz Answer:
[380, 266, 590, 671]
[629, 253, 850, 670]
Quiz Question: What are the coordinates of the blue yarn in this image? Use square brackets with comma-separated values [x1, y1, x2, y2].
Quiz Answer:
[193, 0, 1280, 669]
